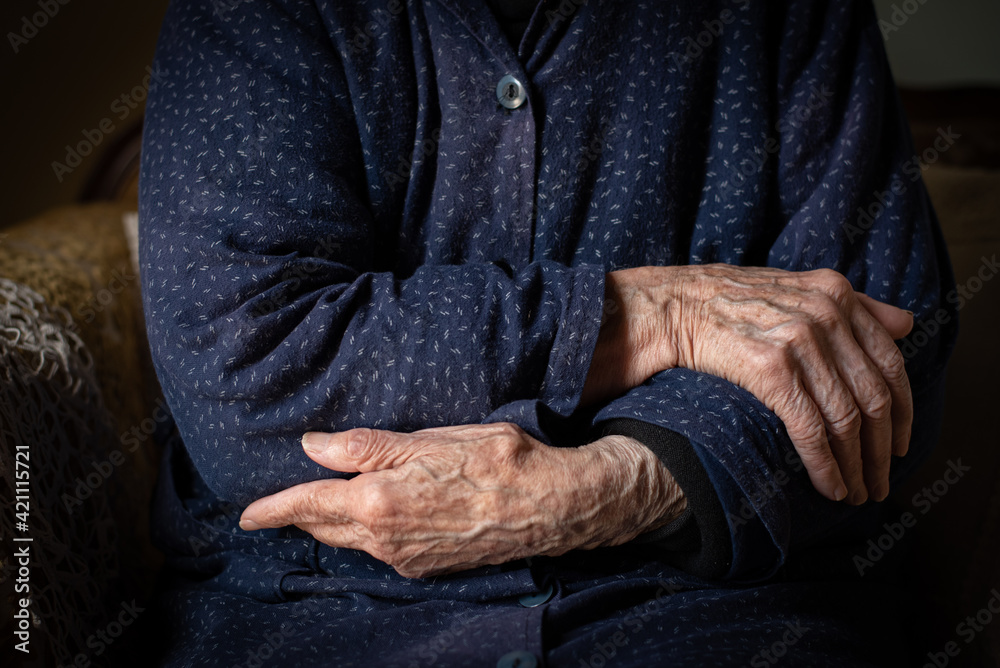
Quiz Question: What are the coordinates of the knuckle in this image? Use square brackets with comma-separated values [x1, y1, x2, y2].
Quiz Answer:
[493, 422, 524, 439]
[814, 268, 852, 298]
[257, 506, 286, 527]
[491, 429, 531, 467]
[881, 349, 908, 383]
[812, 297, 845, 328]
[764, 380, 804, 418]
[763, 344, 796, 373]
[861, 383, 892, 420]
[358, 483, 394, 526]
[785, 320, 815, 344]
[827, 405, 863, 438]
[787, 416, 828, 452]
[494, 436, 523, 462]
[345, 428, 378, 458]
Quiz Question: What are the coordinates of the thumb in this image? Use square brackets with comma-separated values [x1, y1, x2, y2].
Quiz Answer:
[854, 292, 914, 340]
[301, 428, 422, 472]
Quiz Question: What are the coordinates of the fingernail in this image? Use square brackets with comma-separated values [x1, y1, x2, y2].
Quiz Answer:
[834, 484, 848, 502]
[239, 518, 261, 531]
[874, 483, 889, 503]
[302, 432, 327, 453]
[904, 310, 914, 316]
[849, 489, 869, 506]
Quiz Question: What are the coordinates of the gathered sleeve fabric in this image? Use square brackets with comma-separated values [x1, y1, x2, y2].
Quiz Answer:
[593, 0, 957, 582]
[139, 0, 607, 508]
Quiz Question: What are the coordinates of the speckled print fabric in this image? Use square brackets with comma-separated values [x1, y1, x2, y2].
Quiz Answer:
[138, 0, 955, 665]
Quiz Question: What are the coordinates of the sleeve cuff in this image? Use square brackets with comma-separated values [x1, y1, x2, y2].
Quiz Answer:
[596, 417, 732, 579]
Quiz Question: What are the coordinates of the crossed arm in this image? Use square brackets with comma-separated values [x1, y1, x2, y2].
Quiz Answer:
[239, 264, 915, 578]
[142, 0, 954, 583]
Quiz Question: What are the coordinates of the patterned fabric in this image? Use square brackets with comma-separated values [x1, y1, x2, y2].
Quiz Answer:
[138, 0, 956, 665]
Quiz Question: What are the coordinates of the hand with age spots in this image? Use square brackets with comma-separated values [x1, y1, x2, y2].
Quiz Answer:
[240, 424, 686, 579]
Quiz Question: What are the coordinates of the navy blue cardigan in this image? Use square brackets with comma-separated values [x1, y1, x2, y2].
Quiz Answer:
[139, 0, 955, 591]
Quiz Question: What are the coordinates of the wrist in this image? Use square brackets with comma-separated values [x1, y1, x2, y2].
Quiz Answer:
[607, 267, 682, 376]
[581, 267, 683, 406]
[575, 435, 687, 549]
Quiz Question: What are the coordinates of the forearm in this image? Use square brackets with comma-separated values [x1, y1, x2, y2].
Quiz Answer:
[596, 419, 732, 578]
[240, 423, 688, 577]
[142, 0, 614, 507]
[574, 434, 688, 550]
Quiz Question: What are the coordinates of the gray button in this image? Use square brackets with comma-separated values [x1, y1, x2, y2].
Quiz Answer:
[497, 650, 537, 668]
[496, 75, 527, 109]
[518, 582, 554, 608]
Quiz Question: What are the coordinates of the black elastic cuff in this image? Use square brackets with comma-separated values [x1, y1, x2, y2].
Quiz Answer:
[597, 418, 732, 579]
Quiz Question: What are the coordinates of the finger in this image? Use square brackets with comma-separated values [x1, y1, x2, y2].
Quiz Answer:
[854, 292, 913, 340]
[240, 478, 353, 530]
[849, 300, 914, 458]
[793, 356, 867, 505]
[301, 428, 426, 473]
[297, 521, 367, 552]
[774, 380, 849, 502]
[825, 325, 893, 502]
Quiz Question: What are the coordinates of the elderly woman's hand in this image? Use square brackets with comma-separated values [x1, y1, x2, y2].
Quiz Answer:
[583, 264, 914, 506]
[239, 424, 686, 579]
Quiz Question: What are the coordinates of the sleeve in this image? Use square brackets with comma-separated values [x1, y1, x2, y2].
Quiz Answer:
[596, 419, 732, 579]
[138, 0, 606, 508]
[590, 0, 958, 582]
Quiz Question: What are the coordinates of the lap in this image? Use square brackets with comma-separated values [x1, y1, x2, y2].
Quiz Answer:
[140, 554, 906, 668]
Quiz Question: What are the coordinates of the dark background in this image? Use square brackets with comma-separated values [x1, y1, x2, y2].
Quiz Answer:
[0, 0, 171, 228]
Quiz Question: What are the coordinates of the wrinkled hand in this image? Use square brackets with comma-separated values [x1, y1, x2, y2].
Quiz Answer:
[585, 264, 913, 505]
[239, 424, 685, 578]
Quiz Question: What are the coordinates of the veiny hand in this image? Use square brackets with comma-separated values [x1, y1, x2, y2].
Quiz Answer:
[239, 424, 686, 578]
[584, 264, 914, 505]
